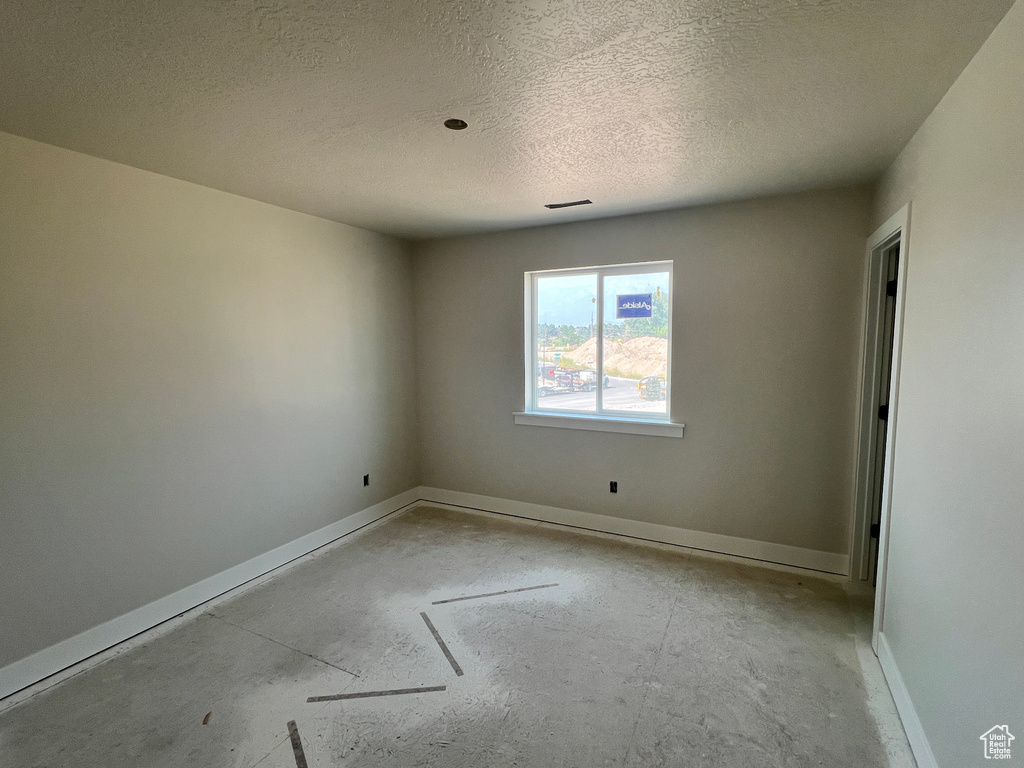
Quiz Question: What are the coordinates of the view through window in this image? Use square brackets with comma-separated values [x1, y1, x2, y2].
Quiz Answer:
[529, 261, 672, 419]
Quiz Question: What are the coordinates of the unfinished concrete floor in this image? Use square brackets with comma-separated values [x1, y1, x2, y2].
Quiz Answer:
[0, 506, 912, 767]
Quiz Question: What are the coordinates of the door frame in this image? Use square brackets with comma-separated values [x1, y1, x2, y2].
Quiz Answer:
[849, 203, 911, 653]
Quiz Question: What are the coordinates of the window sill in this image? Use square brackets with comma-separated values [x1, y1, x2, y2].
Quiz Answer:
[513, 412, 684, 438]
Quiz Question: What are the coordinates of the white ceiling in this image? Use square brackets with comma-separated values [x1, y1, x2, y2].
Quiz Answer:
[0, 1, 1013, 238]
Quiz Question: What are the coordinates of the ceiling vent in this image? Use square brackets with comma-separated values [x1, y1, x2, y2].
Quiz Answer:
[544, 199, 593, 209]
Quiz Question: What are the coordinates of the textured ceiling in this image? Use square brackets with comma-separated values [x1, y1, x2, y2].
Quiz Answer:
[0, 0, 1014, 238]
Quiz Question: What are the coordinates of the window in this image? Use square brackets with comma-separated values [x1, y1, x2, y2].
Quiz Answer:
[519, 261, 679, 435]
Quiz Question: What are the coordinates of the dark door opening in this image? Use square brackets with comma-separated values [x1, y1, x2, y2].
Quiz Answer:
[868, 240, 900, 586]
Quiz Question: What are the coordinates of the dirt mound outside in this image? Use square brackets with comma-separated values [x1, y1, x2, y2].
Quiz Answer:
[564, 336, 667, 379]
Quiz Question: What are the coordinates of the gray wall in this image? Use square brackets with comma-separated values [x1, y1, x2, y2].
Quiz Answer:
[412, 187, 872, 555]
[0, 132, 419, 671]
[871, 1, 1024, 764]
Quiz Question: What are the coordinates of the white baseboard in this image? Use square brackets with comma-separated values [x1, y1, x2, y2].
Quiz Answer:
[1, 485, 851, 706]
[415, 487, 850, 576]
[877, 632, 939, 768]
[0, 488, 422, 704]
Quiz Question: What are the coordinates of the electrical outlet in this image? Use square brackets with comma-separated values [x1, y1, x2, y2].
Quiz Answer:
[609, 481, 618, 493]
[363, 474, 369, 487]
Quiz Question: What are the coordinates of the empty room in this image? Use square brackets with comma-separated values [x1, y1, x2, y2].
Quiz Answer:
[1, 1, 1021, 767]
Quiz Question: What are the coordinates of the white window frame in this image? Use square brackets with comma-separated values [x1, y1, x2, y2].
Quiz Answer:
[516, 260, 683, 438]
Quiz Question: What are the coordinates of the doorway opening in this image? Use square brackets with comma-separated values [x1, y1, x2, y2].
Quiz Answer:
[851, 204, 910, 652]
[867, 237, 899, 585]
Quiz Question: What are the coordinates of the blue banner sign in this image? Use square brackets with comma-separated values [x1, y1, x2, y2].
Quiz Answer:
[616, 293, 653, 318]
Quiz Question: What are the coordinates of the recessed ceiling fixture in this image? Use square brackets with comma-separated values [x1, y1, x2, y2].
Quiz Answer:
[444, 118, 468, 130]
[544, 199, 593, 209]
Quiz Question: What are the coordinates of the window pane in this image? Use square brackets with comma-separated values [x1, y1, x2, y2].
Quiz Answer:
[602, 272, 670, 415]
[536, 273, 598, 413]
